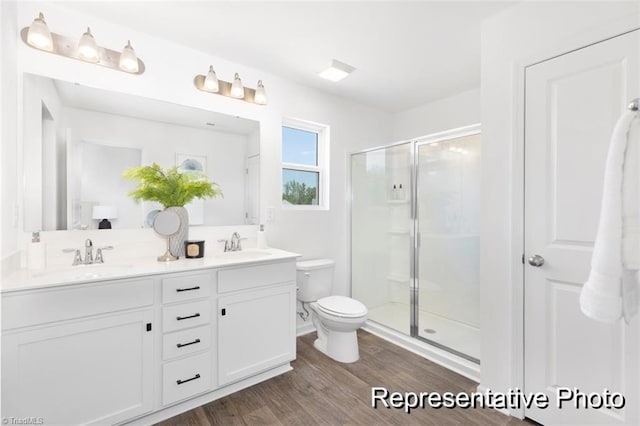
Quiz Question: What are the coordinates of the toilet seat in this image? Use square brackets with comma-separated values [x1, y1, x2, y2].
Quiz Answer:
[316, 296, 367, 318]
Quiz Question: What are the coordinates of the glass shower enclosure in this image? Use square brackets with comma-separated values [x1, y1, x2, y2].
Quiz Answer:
[351, 126, 481, 363]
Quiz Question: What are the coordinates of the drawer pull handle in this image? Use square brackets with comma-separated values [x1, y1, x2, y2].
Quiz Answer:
[177, 338, 201, 348]
[176, 373, 201, 385]
[176, 286, 200, 292]
[176, 313, 201, 321]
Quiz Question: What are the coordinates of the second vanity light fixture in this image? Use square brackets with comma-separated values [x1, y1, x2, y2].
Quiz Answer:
[194, 66, 267, 105]
[22, 12, 145, 75]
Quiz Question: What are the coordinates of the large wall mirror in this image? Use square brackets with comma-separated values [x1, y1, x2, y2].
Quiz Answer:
[22, 73, 260, 231]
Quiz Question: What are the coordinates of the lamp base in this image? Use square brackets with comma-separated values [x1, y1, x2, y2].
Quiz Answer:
[98, 219, 112, 229]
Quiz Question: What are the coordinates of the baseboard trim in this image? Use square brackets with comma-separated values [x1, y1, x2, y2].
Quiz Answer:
[362, 321, 480, 382]
[123, 364, 292, 425]
[296, 322, 315, 336]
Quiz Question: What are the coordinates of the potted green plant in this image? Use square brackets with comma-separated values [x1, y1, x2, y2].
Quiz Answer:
[123, 163, 222, 257]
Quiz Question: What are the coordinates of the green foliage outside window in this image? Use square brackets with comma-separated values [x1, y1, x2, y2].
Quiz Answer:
[282, 181, 317, 205]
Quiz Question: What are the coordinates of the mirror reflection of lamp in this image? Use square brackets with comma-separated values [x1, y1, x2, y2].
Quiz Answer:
[92, 205, 118, 229]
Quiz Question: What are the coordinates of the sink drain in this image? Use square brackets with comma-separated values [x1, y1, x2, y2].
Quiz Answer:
[424, 328, 437, 334]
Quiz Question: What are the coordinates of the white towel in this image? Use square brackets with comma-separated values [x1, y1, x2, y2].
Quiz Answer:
[580, 110, 640, 323]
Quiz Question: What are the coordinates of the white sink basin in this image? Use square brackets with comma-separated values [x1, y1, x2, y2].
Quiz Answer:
[214, 250, 272, 260]
[33, 264, 135, 281]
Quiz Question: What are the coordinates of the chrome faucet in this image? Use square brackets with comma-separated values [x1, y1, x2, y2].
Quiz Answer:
[218, 232, 247, 252]
[63, 240, 114, 265]
[84, 239, 94, 264]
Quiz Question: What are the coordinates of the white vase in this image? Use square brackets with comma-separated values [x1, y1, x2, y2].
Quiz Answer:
[167, 206, 189, 258]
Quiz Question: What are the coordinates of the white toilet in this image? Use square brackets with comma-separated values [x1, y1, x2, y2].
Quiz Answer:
[296, 259, 368, 363]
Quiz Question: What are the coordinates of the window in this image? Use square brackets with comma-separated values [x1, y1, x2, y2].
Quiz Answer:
[281, 118, 329, 209]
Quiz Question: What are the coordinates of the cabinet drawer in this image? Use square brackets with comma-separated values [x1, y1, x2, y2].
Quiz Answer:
[162, 300, 210, 333]
[162, 351, 212, 406]
[162, 273, 211, 304]
[218, 261, 296, 293]
[2, 278, 154, 330]
[163, 325, 211, 361]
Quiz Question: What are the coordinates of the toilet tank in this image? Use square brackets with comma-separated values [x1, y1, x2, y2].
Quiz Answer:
[296, 259, 335, 302]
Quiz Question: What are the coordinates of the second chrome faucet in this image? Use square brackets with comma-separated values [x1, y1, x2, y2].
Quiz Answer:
[63, 239, 114, 266]
[218, 232, 247, 252]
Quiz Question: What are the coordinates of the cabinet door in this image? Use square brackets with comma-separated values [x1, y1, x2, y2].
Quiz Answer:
[218, 284, 296, 385]
[2, 310, 154, 425]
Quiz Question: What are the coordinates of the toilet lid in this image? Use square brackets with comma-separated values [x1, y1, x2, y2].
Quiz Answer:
[316, 296, 367, 318]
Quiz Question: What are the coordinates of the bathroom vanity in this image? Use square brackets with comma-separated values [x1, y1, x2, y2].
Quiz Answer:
[1, 249, 298, 425]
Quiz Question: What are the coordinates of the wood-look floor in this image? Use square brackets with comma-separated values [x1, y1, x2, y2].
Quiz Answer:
[157, 330, 528, 426]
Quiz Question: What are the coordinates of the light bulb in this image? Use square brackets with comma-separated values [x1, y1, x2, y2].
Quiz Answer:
[204, 65, 219, 92]
[27, 12, 53, 51]
[230, 73, 245, 99]
[119, 40, 139, 72]
[254, 80, 267, 105]
[78, 27, 98, 62]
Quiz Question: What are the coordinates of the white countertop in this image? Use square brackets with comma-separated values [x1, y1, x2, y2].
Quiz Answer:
[2, 248, 301, 293]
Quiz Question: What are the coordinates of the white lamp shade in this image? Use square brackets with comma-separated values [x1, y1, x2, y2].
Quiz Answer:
[254, 80, 267, 105]
[92, 205, 118, 220]
[27, 12, 53, 51]
[119, 40, 139, 72]
[204, 66, 219, 92]
[78, 27, 99, 62]
[230, 73, 245, 98]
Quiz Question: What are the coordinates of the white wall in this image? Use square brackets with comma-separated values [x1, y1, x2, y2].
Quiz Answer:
[480, 0, 640, 413]
[392, 88, 480, 141]
[1, 1, 19, 274]
[5, 1, 393, 299]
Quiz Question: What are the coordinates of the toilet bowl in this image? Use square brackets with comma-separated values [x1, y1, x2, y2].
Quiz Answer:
[297, 259, 368, 363]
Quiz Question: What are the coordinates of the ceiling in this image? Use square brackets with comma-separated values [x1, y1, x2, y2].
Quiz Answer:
[52, 77, 259, 135]
[60, 1, 515, 112]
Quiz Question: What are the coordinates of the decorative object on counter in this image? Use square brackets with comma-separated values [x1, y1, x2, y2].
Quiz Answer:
[194, 66, 267, 105]
[27, 231, 46, 270]
[153, 210, 181, 262]
[124, 163, 222, 257]
[21, 12, 145, 75]
[257, 224, 268, 249]
[185, 240, 205, 258]
[92, 205, 118, 229]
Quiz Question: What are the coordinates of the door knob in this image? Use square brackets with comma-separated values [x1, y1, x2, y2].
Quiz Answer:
[528, 255, 545, 267]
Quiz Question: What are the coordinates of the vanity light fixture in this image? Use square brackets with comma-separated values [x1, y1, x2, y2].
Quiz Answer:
[119, 40, 139, 73]
[78, 27, 99, 62]
[318, 59, 356, 82]
[230, 73, 245, 98]
[254, 80, 267, 105]
[193, 68, 267, 105]
[20, 12, 146, 75]
[204, 66, 219, 92]
[27, 12, 53, 51]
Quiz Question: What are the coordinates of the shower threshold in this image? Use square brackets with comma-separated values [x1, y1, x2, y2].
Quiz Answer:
[367, 302, 480, 361]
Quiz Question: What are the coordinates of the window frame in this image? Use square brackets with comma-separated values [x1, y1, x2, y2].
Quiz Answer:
[281, 117, 330, 210]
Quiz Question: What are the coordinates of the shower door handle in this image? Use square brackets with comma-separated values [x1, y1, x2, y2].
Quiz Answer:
[527, 255, 545, 267]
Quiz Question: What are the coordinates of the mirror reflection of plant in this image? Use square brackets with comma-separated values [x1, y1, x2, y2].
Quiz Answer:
[123, 163, 222, 208]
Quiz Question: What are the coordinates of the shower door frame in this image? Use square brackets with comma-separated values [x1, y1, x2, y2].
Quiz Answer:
[349, 123, 482, 364]
[412, 123, 482, 364]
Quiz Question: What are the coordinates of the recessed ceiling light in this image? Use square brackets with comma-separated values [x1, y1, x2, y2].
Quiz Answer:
[318, 59, 355, 82]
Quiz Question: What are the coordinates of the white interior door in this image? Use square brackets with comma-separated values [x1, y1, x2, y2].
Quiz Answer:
[524, 30, 639, 425]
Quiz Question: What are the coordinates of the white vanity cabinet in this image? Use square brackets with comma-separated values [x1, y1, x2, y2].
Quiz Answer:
[1, 278, 155, 425]
[217, 260, 297, 385]
[1, 254, 298, 425]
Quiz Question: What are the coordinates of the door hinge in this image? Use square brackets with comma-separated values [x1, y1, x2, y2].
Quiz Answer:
[146, 323, 152, 332]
